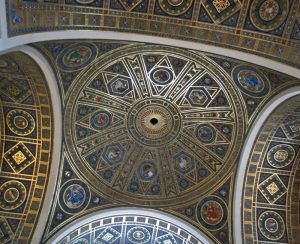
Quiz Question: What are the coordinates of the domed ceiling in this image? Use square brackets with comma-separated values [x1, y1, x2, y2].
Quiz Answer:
[5, 0, 300, 68]
[0, 39, 291, 243]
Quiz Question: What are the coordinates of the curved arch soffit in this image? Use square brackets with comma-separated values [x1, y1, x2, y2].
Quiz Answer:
[0, 45, 63, 243]
[0, 31, 299, 79]
[47, 207, 213, 244]
[233, 86, 300, 244]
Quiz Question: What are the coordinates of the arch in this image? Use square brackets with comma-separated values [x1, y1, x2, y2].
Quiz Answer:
[0, 46, 63, 243]
[0, 31, 299, 79]
[233, 87, 300, 244]
[47, 207, 213, 244]
[20, 46, 63, 243]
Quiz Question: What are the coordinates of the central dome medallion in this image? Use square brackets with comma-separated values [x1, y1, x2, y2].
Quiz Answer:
[64, 44, 245, 206]
[127, 98, 182, 147]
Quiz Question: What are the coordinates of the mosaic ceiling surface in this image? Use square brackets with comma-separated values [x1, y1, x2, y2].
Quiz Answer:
[25, 40, 299, 243]
[57, 214, 202, 244]
[5, 0, 300, 68]
[0, 52, 53, 243]
[242, 95, 300, 244]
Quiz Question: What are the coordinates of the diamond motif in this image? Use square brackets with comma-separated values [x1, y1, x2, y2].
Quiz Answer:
[212, 0, 230, 13]
[4, 142, 35, 173]
[0, 77, 31, 103]
[95, 227, 121, 244]
[266, 182, 279, 195]
[258, 174, 287, 204]
[156, 233, 178, 244]
[202, 0, 241, 24]
[12, 151, 27, 165]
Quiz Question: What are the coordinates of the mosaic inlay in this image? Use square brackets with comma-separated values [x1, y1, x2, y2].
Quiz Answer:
[57, 214, 202, 244]
[0, 52, 53, 243]
[31, 40, 300, 243]
[242, 95, 300, 243]
[62, 44, 245, 206]
[5, 0, 300, 68]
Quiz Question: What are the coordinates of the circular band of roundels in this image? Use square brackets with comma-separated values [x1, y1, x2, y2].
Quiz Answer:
[57, 43, 97, 71]
[250, 0, 289, 31]
[150, 67, 174, 85]
[0, 57, 19, 73]
[6, 109, 35, 136]
[196, 196, 227, 230]
[59, 180, 90, 214]
[258, 210, 285, 241]
[127, 226, 151, 244]
[267, 144, 295, 168]
[158, 0, 193, 16]
[232, 65, 270, 97]
[0, 180, 27, 211]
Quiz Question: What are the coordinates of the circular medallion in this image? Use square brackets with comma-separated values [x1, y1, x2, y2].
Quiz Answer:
[64, 45, 244, 206]
[0, 181, 27, 210]
[90, 111, 112, 130]
[0, 57, 19, 73]
[6, 109, 35, 136]
[59, 180, 90, 214]
[232, 65, 270, 97]
[259, 0, 279, 21]
[158, 0, 193, 16]
[196, 124, 216, 144]
[258, 211, 285, 240]
[250, 0, 289, 31]
[138, 161, 157, 181]
[127, 98, 182, 147]
[267, 144, 295, 168]
[127, 226, 151, 244]
[150, 67, 174, 85]
[196, 196, 227, 230]
[57, 43, 97, 71]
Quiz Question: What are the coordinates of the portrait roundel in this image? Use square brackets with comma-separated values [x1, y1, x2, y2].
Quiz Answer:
[232, 65, 270, 97]
[250, 0, 289, 31]
[59, 180, 90, 214]
[196, 196, 228, 230]
[57, 43, 97, 71]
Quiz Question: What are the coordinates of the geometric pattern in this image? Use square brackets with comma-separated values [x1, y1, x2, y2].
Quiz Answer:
[31, 40, 300, 244]
[242, 95, 300, 243]
[56, 214, 202, 244]
[202, 0, 241, 24]
[258, 174, 287, 204]
[5, 0, 300, 69]
[0, 52, 53, 243]
[57, 43, 245, 207]
[4, 142, 35, 173]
